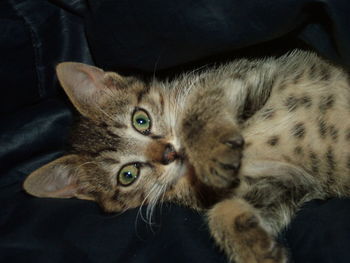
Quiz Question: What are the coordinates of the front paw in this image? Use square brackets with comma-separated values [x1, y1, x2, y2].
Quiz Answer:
[197, 134, 244, 188]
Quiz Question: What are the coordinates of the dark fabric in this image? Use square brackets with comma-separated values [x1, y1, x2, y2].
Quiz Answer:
[284, 199, 350, 263]
[86, 0, 350, 72]
[1, 0, 350, 263]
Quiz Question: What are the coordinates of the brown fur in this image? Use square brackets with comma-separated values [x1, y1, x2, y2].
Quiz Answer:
[24, 50, 350, 263]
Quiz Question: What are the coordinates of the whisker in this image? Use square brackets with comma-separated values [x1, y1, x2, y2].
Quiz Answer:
[158, 182, 169, 219]
[152, 51, 164, 82]
[137, 196, 151, 224]
[145, 172, 172, 227]
[146, 185, 163, 227]
[135, 182, 159, 226]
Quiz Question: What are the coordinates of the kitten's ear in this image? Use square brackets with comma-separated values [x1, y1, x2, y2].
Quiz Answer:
[56, 62, 123, 120]
[23, 155, 93, 200]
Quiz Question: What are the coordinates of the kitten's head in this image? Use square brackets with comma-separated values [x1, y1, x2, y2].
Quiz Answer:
[24, 62, 194, 214]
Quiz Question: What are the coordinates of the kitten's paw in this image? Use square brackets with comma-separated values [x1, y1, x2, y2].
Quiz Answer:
[200, 134, 244, 188]
[234, 213, 287, 263]
[208, 200, 288, 263]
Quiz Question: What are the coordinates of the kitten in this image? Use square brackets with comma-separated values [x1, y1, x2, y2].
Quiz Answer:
[24, 50, 350, 263]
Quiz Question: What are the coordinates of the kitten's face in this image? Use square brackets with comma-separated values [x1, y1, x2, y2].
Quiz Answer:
[24, 62, 193, 213]
[82, 76, 190, 212]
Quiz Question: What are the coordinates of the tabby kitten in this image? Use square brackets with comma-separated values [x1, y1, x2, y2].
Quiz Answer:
[24, 50, 350, 263]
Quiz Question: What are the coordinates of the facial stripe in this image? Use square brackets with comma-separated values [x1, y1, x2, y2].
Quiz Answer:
[137, 86, 151, 104]
[159, 93, 165, 116]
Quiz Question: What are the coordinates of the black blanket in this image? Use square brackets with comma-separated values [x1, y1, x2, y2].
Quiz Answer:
[1, 1, 350, 262]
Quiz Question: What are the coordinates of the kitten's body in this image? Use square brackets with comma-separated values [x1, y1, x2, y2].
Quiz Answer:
[24, 50, 350, 263]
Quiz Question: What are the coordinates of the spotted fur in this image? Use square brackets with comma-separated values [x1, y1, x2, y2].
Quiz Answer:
[24, 50, 350, 263]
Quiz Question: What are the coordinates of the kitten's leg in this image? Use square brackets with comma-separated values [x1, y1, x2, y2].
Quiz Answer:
[182, 117, 244, 189]
[181, 63, 277, 189]
[207, 198, 287, 263]
[181, 88, 245, 189]
[207, 161, 321, 263]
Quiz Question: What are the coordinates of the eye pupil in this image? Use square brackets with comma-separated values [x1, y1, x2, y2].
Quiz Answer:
[136, 118, 147, 125]
[123, 171, 133, 179]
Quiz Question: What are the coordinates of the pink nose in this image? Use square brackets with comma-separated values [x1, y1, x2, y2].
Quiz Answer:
[162, 144, 177, 165]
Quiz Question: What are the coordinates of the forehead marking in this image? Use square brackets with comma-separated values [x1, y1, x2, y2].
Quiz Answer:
[159, 93, 165, 116]
[102, 157, 120, 165]
[137, 85, 151, 104]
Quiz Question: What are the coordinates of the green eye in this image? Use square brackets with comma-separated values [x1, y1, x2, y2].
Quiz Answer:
[132, 109, 151, 134]
[118, 164, 140, 186]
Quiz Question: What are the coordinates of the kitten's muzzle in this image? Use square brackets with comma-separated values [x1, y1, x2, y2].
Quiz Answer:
[161, 143, 178, 165]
